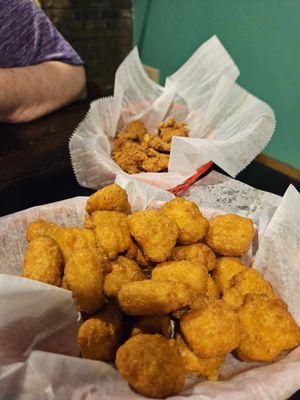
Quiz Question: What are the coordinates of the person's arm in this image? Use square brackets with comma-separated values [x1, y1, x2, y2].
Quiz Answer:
[0, 61, 86, 123]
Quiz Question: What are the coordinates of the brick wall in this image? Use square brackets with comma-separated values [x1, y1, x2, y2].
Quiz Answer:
[40, 0, 133, 95]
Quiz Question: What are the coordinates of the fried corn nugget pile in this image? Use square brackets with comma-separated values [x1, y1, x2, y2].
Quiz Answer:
[21, 183, 300, 398]
[116, 334, 185, 398]
[112, 117, 189, 174]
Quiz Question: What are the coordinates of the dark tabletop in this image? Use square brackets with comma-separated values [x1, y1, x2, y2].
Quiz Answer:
[0, 100, 299, 399]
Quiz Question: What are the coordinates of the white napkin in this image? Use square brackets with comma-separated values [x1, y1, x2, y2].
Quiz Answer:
[70, 35, 275, 190]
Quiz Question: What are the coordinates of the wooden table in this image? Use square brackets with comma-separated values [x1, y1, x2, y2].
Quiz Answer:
[0, 100, 299, 399]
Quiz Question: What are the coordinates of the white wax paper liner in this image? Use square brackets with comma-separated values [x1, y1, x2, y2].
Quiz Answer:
[69, 35, 276, 191]
[0, 172, 299, 399]
[254, 185, 300, 324]
[0, 276, 79, 363]
[1, 348, 300, 400]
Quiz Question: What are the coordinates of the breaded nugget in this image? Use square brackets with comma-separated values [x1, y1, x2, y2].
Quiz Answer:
[128, 210, 179, 263]
[23, 236, 63, 286]
[92, 211, 131, 260]
[212, 257, 246, 294]
[125, 241, 154, 278]
[222, 287, 244, 310]
[161, 198, 208, 244]
[173, 334, 225, 381]
[124, 240, 138, 259]
[114, 121, 147, 148]
[112, 119, 189, 174]
[122, 120, 147, 137]
[26, 219, 58, 242]
[206, 276, 221, 300]
[158, 117, 189, 143]
[65, 247, 105, 313]
[118, 280, 194, 315]
[116, 334, 185, 398]
[62, 228, 107, 262]
[141, 148, 170, 172]
[125, 241, 148, 266]
[237, 294, 300, 362]
[190, 277, 220, 310]
[83, 214, 93, 229]
[171, 243, 217, 271]
[152, 260, 208, 295]
[143, 133, 171, 152]
[112, 141, 146, 174]
[104, 256, 146, 298]
[180, 300, 240, 358]
[78, 302, 124, 361]
[86, 184, 131, 215]
[222, 268, 275, 309]
[26, 219, 106, 262]
[61, 275, 70, 290]
[205, 214, 255, 256]
[131, 315, 173, 338]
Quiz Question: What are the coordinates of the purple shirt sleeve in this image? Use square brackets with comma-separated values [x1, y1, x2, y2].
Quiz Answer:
[0, 0, 83, 68]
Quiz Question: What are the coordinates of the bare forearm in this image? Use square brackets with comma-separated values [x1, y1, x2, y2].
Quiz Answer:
[0, 61, 86, 123]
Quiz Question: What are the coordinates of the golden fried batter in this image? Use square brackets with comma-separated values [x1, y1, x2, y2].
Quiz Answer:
[141, 148, 169, 172]
[114, 120, 147, 149]
[23, 236, 63, 286]
[212, 257, 246, 294]
[143, 133, 171, 152]
[124, 240, 138, 259]
[180, 300, 240, 358]
[26, 219, 106, 263]
[135, 248, 151, 268]
[86, 184, 131, 215]
[103, 256, 146, 298]
[131, 315, 173, 338]
[161, 198, 208, 244]
[152, 260, 208, 295]
[222, 268, 275, 310]
[171, 243, 217, 271]
[173, 334, 225, 381]
[121, 120, 147, 137]
[237, 294, 300, 362]
[118, 280, 194, 315]
[158, 117, 189, 143]
[206, 276, 221, 300]
[83, 214, 93, 229]
[205, 214, 255, 256]
[61, 275, 70, 290]
[112, 118, 188, 174]
[190, 276, 221, 310]
[26, 219, 58, 242]
[125, 241, 153, 274]
[116, 334, 185, 398]
[128, 210, 179, 263]
[92, 211, 131, 260]
[65, 247, 105, 313]
[112, 140, 147, 174]
[77, 302, 124, 361]
[112, 120, 148, 174]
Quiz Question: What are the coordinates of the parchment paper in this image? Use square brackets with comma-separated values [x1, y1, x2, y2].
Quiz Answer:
[0, 173, 299, 399]
[69, 36, 276, 191]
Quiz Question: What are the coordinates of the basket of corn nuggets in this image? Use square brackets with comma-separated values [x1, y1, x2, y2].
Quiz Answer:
[69, 35, 275, 192]
[0, 173, 299, 399]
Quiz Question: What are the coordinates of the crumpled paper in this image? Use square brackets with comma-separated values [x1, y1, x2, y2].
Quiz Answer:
[0, 172, 299, 400]
[69, 35, 276, 191]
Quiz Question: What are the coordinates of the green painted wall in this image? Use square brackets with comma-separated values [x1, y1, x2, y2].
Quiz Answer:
[133, 0, 300, 169]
